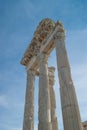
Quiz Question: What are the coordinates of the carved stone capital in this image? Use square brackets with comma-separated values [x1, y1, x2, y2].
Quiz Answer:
[27, 69, 36, 77]
[48, 67, 55, 86]
[48, 67, 55, 74]
[40, 53, 49, 64]
[49, 78, 55, 86]
[53, 31, 65, 40]
[53, 21, 65, 40]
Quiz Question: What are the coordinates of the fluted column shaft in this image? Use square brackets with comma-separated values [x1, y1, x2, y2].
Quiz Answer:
[23, 69, 35, 130]
[54, 22, 83, 130]
[38, 53, 52, 130]
[48, 67, 58, 130]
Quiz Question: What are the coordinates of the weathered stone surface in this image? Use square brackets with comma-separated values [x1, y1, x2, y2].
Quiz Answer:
[21, 18, 55, 66]
[23, 69, 35, 130]
[54, 21, 83, 130]
[38, 53, 52, 130]
[21, 19, 86, 130]
[20, 20, 64, 70]
[83, 121, 87, 130]
[48, 67, 58, 130]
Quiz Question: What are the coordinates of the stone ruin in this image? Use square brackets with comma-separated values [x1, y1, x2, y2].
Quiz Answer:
[21, 18, 87, 130]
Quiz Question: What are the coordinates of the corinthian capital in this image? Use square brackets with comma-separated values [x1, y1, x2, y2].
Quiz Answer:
[48, 67, 55, 86]
[27, 69, 36, 77]
[53, 21, 65, 40]
[40, 53, 49, 64]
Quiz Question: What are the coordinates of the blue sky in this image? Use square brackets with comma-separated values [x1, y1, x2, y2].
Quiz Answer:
[0, 0, 87, 130]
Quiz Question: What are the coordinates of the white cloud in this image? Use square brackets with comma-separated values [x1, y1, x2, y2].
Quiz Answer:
[71, 62, 87, 88]
[0, 93, 24, 111]
[0, 95, 9, 107]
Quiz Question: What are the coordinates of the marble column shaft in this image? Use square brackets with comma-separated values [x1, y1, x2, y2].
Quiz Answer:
[23, 69, 35, 130]
[48, 67, 58, 130]
[38, 53, 52, 130]
[54, 22, 83, 130]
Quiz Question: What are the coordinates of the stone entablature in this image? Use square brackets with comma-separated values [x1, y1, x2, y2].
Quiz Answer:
[21, 19, 55, 66]
[21, 18, 85, 130]
[20, 19, 64, 68]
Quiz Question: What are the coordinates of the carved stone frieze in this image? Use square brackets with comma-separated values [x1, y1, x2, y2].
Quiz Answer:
[21, 18, 55, 66]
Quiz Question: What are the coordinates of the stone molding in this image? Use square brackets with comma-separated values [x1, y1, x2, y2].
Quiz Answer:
[21, 18, 55, 66]
[20, 20, 65, 66]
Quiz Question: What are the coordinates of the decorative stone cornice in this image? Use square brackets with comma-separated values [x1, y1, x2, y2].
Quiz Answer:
[21, 18, 55, 66]
[20, 19, 65, 68]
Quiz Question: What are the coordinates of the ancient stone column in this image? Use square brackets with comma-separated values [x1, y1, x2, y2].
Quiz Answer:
[38, 53, 52, 130]
[48, 67, 58, 130]
[23, 69, 35, 130]
[54, 21, 83, 130]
